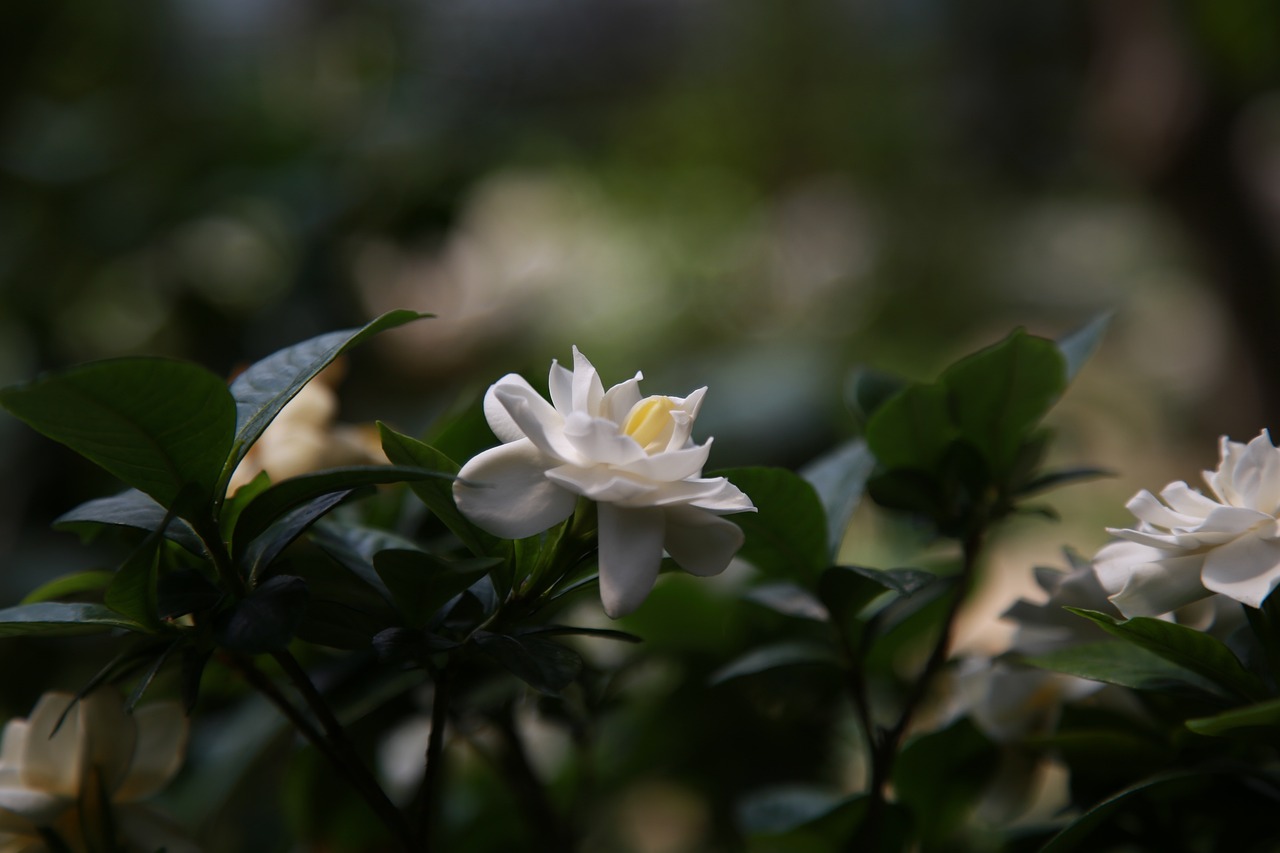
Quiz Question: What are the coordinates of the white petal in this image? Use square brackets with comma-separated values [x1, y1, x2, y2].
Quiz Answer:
[1124, 489, 1201, 530]
[548, 359, 574, 416]
[663, 506, 744, 576]
[1189, 506, 1273, 542]
[0, 786, 65, 825]
[562, 412, 646, 466]
[682, 477, 757, 514]
[78, 690, 138, 793]
[0, 722, 26, 769]
[663, 387, 706, 451]
[597, 504, 665, 618]
[544, 466, 657, 504]
[454, 440, 578, 539]
[1206, 436, 1249, 504]
[601, 372, 644, 424]
[1201, 533, 1280, 608]
[570, 347, 605, 416]
[493, 386, 579, 462]
[1092, 540, 1209, 617]
[114, 703, 188, 802]
[19, 693, 82, 798]
[1159, 482, 1220, 518]
[614, 441, 711, 483]
[483, 375, 540, 444]
[1236, 430, 1280, 512]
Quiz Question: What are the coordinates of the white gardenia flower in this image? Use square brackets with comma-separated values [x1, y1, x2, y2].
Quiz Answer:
[1094, 430, 1280, 617]
[453, 347, 756, 618]
[0, 690, 196, 853]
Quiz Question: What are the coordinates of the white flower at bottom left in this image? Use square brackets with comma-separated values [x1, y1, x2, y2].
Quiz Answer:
[0, 690, 197, 853]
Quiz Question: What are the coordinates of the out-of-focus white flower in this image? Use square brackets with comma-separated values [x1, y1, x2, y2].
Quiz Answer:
[453, 347, 755, 618]
[1094, 430, 1280, 617]
[228, 363, 387, 494]
[0, 690, 195, 853]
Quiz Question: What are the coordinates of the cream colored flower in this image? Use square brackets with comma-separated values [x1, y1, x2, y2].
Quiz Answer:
[228, 363, 386, 494]
[1095, 430, 1280, 617]
[453, 347, 755, 617]
[0, 691, 196, 853]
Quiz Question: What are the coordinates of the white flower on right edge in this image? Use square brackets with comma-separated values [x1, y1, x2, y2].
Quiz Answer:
[1094, 429, 1280, 618]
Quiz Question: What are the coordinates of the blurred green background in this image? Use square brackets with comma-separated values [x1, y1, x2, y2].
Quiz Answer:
[3, 1, 1280, 848]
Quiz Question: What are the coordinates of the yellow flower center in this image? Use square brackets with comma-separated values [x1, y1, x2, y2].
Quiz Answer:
[622, 396, 680, 453]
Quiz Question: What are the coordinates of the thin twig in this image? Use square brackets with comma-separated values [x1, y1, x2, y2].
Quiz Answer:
[413, 668, 452, 850]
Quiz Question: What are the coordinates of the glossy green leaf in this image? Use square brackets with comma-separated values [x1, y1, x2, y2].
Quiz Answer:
[220, 470, 272, 542]
[226, 310, 429, 478]
[241, 490, 352, 582]
[1023, 641, 1227, 698]
[1040, 772, 1200, 853]
[819, 564, 937, 635]
[309, 521, 428, 602]
[474, 631, 582, 695]
[939, 329, 1066, 477]
[214, 575, 309, 653]
[378, 423, 495, 557]
[744, 583, 830, 622]
[54, 489, 207, 554]
[715, 467, 828, 582]
[20, 571, 114, 605]
[1186, 696, 1280, 736]
[709, 641, 841, 686]
[799, 438, 876, 558]
[0, 602, 150, 637]
[1067, 608, 1269, 702]
[373, 549, 499, 627]
[232, 464, 451, 550]
[845, 366, 908, 429]
[864, 383, 956, 471]
[1, 358, 236, 510]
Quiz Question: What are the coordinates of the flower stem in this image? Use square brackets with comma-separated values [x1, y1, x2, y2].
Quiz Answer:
[414, 668, 453, 850]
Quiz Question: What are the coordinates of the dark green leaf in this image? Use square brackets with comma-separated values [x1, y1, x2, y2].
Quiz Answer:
[156, 569, 222, 619]
[893, 718, 998, 847]
[373, 549, 499, 628]
[105, 531, 163, 630]
[736, 786, 847, 835]
[1016, 467, 1112, 497]
[1, 358, 236, 510]
[474, 632, 582, 695]
[214, 575, 309, 653]
[220, 470, 272, 542]
[0, 602, 150, 637]
[845, 367, 908, 429]
[1186, 696, 1280, 736]
[232, 464, 451, 551]
[378, 424, 495, 556]
[744, 583, 830, 622]
[54, 490, 206, 554]
[226, 310, 429, 477]
[241, 490, 352, 582]
[939, 329, 1066, 477]
[714, 467, 828, 582]
[864, 383, 956, 471]
[1058, 312, 1112, 381]
[819, 564, 938, 633]
[1067, 608, 1268, 702]
[1039, 772, 1200, 853]
[309, 521, 428, 602]
[518, 625, 643, 643]
[709, 641, 841, 686]
[1022, 641, 1227, 698]
[20, 571, 114, 605]
[799, 438, 876, 558]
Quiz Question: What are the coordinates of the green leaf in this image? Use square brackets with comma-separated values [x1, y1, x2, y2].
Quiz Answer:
[213, 575, 309, 654]
[372, 549, 499, 628]
[1057, 312, 1112, 381]
[1, 358, 236, 510]
[226, 310, 429, 479]
[709, 641, 841, 686]
[845, 367, 908, 430]
[939, 329, 1066, 477]
[1015, 466, 1112, 497]
[744, 583, 830, 622]
[20, 571, 114, 605]
[105, 531, 163, 630]
[1039, 772, 1200, 853]
[893, 718, 998, 847]
[715, 467, 828, 582]
[864, 383, 956, 471]
[0, 602, 150, 637]
[474, 631, 583, 695]
[1023, 641, 1227, 698]
[232, 464, 451, 551]
[54, 490, 206, 554]
[819, 565, 937, 634]
[241, 490, 353, 582]
[799, 438, 876, 558]
[220, 470, 272, 543]
[736, 786, 849, 835]
[1186, 696, 1280, 736]
[1067, 608, 1269, 702]
[309, 521, 427, 601]
[378, 424, 495, 557]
